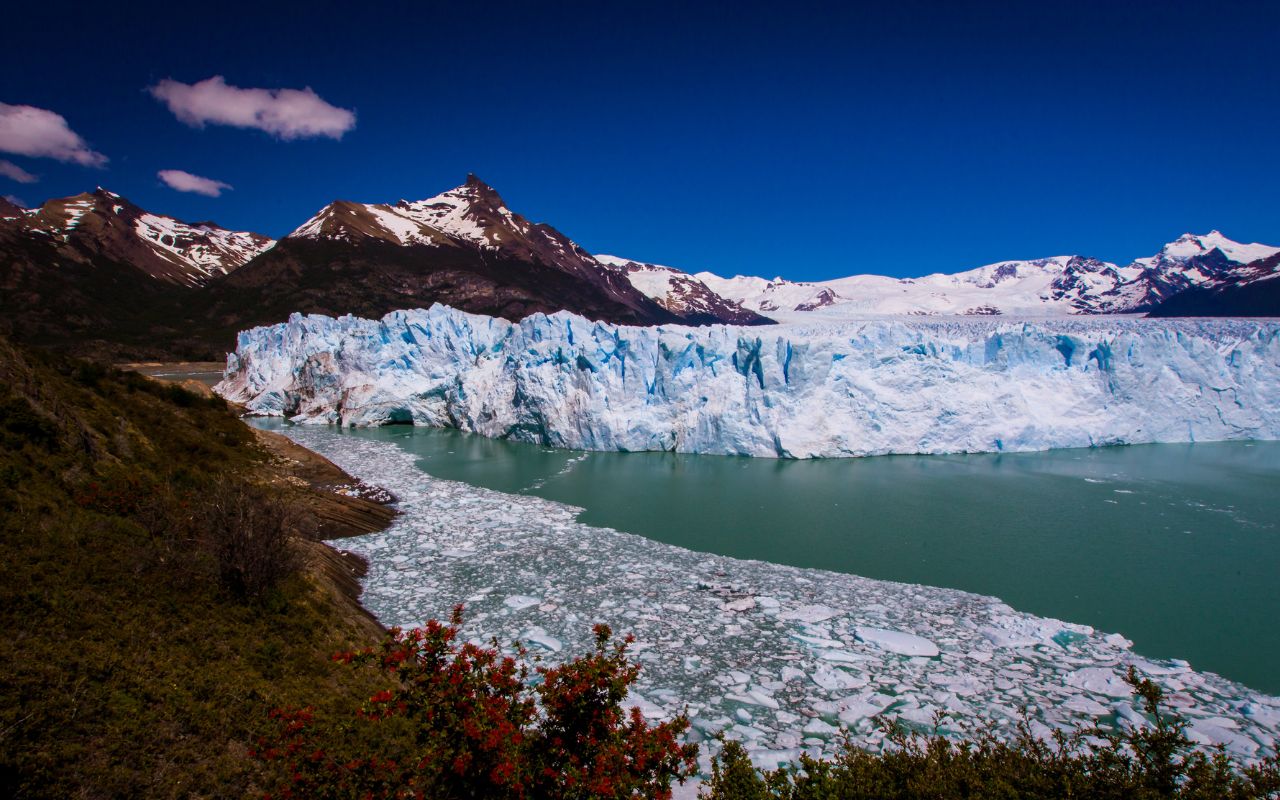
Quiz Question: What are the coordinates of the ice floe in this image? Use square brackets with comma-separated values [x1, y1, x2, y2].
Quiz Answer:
[270, 424, 1280, 771]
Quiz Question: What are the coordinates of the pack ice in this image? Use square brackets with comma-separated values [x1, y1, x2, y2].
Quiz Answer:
[263, 423, 1280, 772]
[218, 305, 1280, 458]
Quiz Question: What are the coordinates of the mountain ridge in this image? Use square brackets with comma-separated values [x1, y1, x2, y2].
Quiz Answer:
[2, 178, 1276, 362]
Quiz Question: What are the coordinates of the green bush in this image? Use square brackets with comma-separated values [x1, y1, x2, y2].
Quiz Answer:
[701, 668, 1280, 800]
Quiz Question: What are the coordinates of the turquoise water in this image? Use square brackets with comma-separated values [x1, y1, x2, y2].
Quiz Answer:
[277, 421, 1280, 695]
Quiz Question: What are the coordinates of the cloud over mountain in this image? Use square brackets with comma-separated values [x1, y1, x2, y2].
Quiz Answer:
[157, 169, 233, 197]
[0, 103, 108, 166]
[0, 159, 38, 184]
[148, 76, 356, 140]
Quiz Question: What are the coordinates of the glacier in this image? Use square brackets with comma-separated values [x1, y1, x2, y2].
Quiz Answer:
[217, 304, 1280, 458]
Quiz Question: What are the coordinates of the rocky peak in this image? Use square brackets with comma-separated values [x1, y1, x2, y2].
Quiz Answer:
[0, 196, 24, 218]
[5, 188, 273, 285]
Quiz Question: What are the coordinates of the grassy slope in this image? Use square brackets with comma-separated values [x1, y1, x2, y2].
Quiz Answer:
[0, 340, 395, 799]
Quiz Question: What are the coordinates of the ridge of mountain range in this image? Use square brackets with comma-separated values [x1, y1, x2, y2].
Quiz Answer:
[1, 176, 1276, 359]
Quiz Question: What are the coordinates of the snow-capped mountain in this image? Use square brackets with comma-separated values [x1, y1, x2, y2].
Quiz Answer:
[594, 255, 770, 325]
[1148, 251, 1280, 318]
[1115, 231, 1280, 311]
[288, 176, 605, 284]
[222, 175, 764, 329]
[692, 232, 1279, 319]
[0, 188, 274, 286]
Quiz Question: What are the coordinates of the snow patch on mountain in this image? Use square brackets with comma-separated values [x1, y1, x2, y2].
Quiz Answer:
[132, 213, 275, 282]
[1138, 231, 1279, 270]
[598, 255, 769, 324]
[693, 232, 1278, 319]
[289, 178, 528, 250]
[217, 304, 1280, 459]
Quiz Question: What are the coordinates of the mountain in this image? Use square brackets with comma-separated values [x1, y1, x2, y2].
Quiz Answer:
[0, 188, 274, 357]
[191, 175, 763, 341]
[693, 232, 1279, 319]
[1147, 252, 1280, 317]
[696, 256, 1134, 318]
[2, 188, 273, 285]
[594, 255, 770, 325]
[3, 177, 1275, 361]
[0, 178, 771, 359]
[0, 196, 25, 218]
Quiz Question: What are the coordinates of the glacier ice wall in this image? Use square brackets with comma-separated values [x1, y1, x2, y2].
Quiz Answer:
[217, 305, 1280, 458]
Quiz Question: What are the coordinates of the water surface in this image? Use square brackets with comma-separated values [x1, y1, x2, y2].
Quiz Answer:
[274, 421, 1280, 694]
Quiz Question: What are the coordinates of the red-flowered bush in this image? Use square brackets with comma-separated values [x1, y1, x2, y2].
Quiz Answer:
[254, 606, 698, 799]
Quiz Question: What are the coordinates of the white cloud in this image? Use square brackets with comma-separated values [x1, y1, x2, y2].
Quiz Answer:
[0, 159, 37, 183]
[3, 194, 27, 208]
[0, 103, 107, 167]
[157, 169, 233, 197]
[148, 76, 356, 140]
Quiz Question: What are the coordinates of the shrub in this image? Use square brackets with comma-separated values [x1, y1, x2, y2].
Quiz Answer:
[701, 668, 1280, 800]
[200, 478, 303, 600]
[254, 608, 699, 799]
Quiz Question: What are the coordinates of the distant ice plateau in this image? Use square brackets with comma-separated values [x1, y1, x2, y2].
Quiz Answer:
[218, 304, 1280, 458]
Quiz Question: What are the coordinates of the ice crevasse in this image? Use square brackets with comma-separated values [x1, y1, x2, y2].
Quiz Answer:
[217, 305, 1280, 458]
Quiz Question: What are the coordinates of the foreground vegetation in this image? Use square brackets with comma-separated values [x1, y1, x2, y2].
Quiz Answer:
[1, 338, 1277, 798]
[0, 340, 393, 798]
[704, 670, 1280, 799]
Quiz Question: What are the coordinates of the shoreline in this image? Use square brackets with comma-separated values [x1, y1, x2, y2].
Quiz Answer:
[135, 365, 399, 634]
[267, 421, 1280, 771]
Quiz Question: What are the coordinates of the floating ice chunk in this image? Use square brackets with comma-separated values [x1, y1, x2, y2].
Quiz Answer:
[504, 595, 541, 610]
[855, 627, 939, 657]
[1066, 667, 1133, 698]
[1242, 703, 1280, 727]
[803, 717, 839, 736]
[721, 597, 757, 612]
[837, 693, 895, 725]
[730, 724, 767, 740]
[746, 686, 781, 709]
[1113, 702, 1150, 729]
[895, 702, 942, 726]
[750, 748, 805, 771]
[791, 632, 845, 649]
[812, 665, 866, 691]
[1062, 696, 1111, 716]
[779, 604, 840, 623]
[519, 626, 562, 652]
[1131, 657, 1188, 677]
[626, 691, 668, 720]
[1103, 633, 1133, 649]
[817, 648, 870, 664]
[1186, 719, 1260, 755]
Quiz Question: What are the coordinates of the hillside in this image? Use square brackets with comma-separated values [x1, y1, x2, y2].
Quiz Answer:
[0, 339, 399, 798]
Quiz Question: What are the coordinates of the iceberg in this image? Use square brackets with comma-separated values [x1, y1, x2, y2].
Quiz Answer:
[218, 305, 1280, 458]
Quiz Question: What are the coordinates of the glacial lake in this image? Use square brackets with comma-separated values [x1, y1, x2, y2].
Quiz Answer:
[268, 421, 1280, 695]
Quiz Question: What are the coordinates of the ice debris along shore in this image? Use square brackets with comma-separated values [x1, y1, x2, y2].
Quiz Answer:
[219, 305, 1280, 458]
[270, 424, 1280, 772]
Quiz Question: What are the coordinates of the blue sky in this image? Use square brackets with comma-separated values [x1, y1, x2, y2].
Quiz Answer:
[3, 0, 1278, 280]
